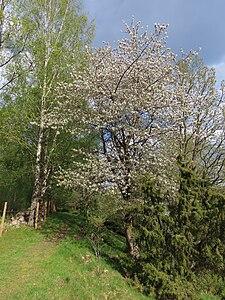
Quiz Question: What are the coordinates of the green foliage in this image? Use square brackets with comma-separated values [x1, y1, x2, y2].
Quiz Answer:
[0, 126, 34, 210]
[0, 0, 95, 212]
[194, 271, 225, 299]
[0, 8, 4, 22]
[131, 161, 225, 299]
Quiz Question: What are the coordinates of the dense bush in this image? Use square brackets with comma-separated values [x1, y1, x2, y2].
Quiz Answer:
[131, 163, 225, 299]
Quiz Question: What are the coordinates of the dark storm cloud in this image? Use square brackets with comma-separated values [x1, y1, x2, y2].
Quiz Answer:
[83, 0, 225, 65]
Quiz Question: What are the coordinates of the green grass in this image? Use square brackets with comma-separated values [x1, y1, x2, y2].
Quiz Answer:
[201, 297, 221, 300]
[0, 212, 151, 300]
[0, 212, 222, 300]
[199, 291, 221, 300]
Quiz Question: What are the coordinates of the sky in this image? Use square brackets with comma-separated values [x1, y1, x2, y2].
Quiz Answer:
[82, 0, 225, 84]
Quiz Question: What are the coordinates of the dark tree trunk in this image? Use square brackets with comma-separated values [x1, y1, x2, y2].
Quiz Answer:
[124, 214, 140, 259]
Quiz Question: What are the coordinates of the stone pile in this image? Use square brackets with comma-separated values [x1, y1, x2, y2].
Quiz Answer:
[9, 212, 29, 227]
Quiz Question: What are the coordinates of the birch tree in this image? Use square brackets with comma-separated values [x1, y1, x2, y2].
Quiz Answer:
[6, 0, 94, 225]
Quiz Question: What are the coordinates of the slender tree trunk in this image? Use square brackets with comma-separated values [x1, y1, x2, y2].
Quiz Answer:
[40, 128, 59, 202]
[28, 119, 44, 225]
[124, 214, 140, 259]
[29, 48, 49, 225]
[38, 129, 50, 218]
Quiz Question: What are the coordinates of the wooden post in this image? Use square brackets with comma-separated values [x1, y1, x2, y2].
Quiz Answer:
[43, 201, 47, 224]
[47, 201, 50, 214]
[34, 202, 39, 229]
[0, 202, 8, 237]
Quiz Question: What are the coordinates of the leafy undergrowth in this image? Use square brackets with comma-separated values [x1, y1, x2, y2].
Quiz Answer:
[201, 297, 221, 300]
[0, 212, 221, 300]
[0, 212, 151, 300]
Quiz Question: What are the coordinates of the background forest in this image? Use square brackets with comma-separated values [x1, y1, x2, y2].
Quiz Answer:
[1, 1, 225, 299]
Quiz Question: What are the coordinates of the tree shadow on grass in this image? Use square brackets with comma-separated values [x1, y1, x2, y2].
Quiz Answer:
[99, 228, 132, 276]
[39, 211, 131, 276]
[39, 211, 86, 241]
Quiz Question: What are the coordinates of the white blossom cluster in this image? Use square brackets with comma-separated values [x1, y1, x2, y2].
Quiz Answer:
[57, 152, 114, 193]
[55, 20, 225, 205]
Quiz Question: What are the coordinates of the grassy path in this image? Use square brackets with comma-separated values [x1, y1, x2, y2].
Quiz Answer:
[0, 228, 57, 299]
[0, 215, 151, 300]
